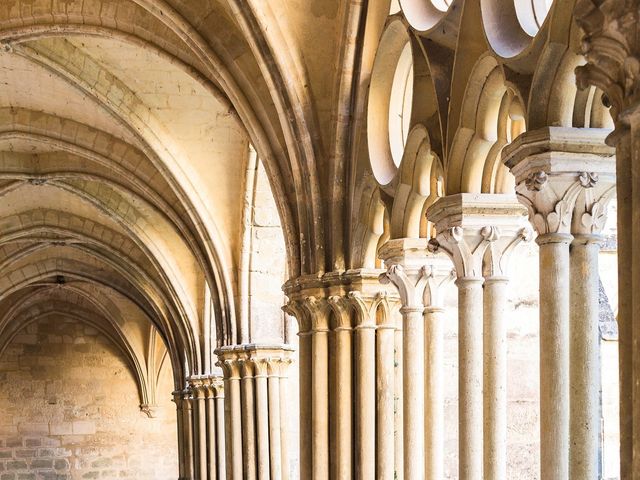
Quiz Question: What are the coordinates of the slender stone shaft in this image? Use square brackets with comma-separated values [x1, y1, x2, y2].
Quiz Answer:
[424, 306, 444, 480]
[394, 323, 404, 480]
[332, 326, 352, 479]
[312, 327, 330, 480]
[225, 372, 243, 480]
[401, 306, 425, 480]
[376, 324, 396, 480]
[241, 364, 257, 480]
[298, 331, 312, 479]
[173, 392, 186, 480]
[194, 388, 207, 480]
[457, 277, 484, 480]
[268, 369, 283, 480]
[483, 277, 509, 480]
[537, 233, 572, 480]
[183, 392, 195, 480]
[255, 363, 270, 480]
[214, 387, 226, 480]
[205, 385, 217, 479]
[355, 324, 376, 480]
[569, 235, 601, 479]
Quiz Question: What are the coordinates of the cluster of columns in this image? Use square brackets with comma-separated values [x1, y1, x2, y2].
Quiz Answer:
[283, 270, 400, 480]
[378, 196, 531, 480]
[216, 344, 293, 480]
[503, 126, 615, 479]
[173, 375, 226, 480]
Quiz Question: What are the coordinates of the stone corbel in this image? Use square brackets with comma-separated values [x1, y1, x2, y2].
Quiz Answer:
[139, 403, 159, 418]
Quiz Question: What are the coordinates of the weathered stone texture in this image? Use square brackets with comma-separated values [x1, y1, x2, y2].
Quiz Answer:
[0, 317, 177, 480]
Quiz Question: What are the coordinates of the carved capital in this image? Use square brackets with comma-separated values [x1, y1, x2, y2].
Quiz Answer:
[422, 255, 456, 307]
[502, 128, 616, 236]
[575, 0, 640, 124]
[216, 344, 295, 380]
[483, 226, 534, 277]
[380, 263, 429, 309]
[426, 194, 528, 278]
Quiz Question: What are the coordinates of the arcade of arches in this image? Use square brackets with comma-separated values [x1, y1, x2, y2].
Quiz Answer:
[0, 0, 637, 479]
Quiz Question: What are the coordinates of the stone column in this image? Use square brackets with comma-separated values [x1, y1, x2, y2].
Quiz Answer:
[190, 378, 208, 480]
[285, 290, 332, 480]
[502, 127, 615, 480]
[372, 295, 397, 480]
[283, 298, 313, 480]
[284, 271, 399, 480]
[379, 238, 430, 480]
[217, 344, 294, 480]
[422, 257, 455, 480]
[173, 391, 188, 480]
[482, 216, 532, 480]
[205, 383, 217, 479]
[205, 378, 225, 480]
[220, 360, 242, 480]
[346, 269, 400, 480]
[325, 295, 353, 480]
[183, 389, 195, 480]
[186, 376, 226, 480]
[427, 194, 529, 480]
[213, 381, 226, 480]
[575, 6, 639, 477]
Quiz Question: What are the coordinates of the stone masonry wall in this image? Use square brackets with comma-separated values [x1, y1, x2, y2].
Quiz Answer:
[0, 316, 177, 480]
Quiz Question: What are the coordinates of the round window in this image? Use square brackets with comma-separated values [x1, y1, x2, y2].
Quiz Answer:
[367, 19, 414, 185]
[514, 0, 554, 36]
[388, 43, 414, 167]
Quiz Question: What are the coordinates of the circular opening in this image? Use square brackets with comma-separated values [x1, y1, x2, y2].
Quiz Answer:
[514, 0, 553, 36]
[388, 43, 414, 167]
[432, 0, 452, 12]
[367, 20, 413, 185]
[480, 0, 549, 58]
[399, 0, 451, 32]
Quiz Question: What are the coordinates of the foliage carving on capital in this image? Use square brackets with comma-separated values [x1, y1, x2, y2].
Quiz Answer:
[518, 178, 583, 235]
[580, 185, 616, 234]
[575, 0, 640, 123]
[518, 172, 615, 235]
[428, 226, 494, 278]
[379, 264, 429, 309]
[483, 226, 534, 277]
[525, 171, 548, 191]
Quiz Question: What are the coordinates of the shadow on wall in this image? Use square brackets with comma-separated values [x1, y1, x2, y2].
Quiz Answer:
[0, 316, 177, 479]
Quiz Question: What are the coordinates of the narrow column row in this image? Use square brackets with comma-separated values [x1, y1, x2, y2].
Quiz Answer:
[216, 344, 294, 480]
[173, 375, 226, 480]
